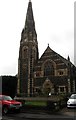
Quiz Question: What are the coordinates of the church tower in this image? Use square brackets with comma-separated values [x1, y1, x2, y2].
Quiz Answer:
[18, 0, 39, 96]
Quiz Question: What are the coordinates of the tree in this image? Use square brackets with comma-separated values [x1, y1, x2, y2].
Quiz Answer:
[2, 76, 17, 98]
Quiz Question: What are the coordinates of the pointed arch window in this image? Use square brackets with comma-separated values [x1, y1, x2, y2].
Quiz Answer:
[44, 61, 54, 76]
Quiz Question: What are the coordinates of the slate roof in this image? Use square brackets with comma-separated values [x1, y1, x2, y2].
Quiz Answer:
[34, 45, 73, 71]
[34, 76, 68, 86]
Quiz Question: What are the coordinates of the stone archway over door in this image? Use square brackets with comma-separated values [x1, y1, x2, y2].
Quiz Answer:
[42, 78, 54, 95]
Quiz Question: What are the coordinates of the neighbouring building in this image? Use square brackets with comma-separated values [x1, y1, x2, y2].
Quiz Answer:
[17, 0, 76, 97]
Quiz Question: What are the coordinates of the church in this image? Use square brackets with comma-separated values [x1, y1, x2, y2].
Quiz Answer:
[17, 0, 76, 97]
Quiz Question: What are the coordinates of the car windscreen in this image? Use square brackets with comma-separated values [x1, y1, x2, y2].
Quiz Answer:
[0, 96, 2, 100]
[70, 95, 76, 99]
[3, 96, 13, 100]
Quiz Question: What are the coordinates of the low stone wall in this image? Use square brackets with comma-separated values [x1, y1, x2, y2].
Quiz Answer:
[15, 96, 61, 102]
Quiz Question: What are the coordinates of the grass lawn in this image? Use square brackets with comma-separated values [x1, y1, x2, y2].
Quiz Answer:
[25, 101, 47, 107]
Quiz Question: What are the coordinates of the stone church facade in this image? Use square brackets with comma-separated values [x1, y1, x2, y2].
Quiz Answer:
[17, 0, 76, 97]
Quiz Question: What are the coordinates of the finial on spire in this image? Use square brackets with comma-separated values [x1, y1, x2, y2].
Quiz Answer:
[29, 0, 31, 2]
[67, 55, 70, 61]
[48, 43, 49, 47]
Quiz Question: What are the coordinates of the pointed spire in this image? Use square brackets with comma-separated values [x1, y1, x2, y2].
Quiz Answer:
[29, 0, 31, 2]
[24, 0, 36, 33]
[21, 0, 37, 42]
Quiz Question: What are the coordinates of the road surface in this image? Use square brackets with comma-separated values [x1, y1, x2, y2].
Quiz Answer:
[2, 107, 76, 120]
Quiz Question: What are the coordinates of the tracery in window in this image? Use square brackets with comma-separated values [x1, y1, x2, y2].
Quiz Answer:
[44, 61, 54, 76]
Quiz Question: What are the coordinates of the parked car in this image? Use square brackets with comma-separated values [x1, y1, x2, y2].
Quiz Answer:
[0, 95, 22, 114]
[67, 94, 76, 108]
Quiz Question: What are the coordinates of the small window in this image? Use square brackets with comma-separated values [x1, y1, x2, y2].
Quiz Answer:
[58, 71, 63, 76]
[60, 87, 64, 92]
[59, 86, 66, 93]
[60, 71, 63, 75]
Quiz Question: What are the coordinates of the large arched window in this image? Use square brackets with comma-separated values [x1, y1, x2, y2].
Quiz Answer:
[44, 61, 54, 76]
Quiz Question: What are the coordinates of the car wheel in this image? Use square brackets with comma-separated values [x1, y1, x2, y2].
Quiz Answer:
[3, 106, 9, 114]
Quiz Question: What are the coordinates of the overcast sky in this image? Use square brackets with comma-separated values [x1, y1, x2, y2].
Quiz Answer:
[0, 0, 75, 76]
